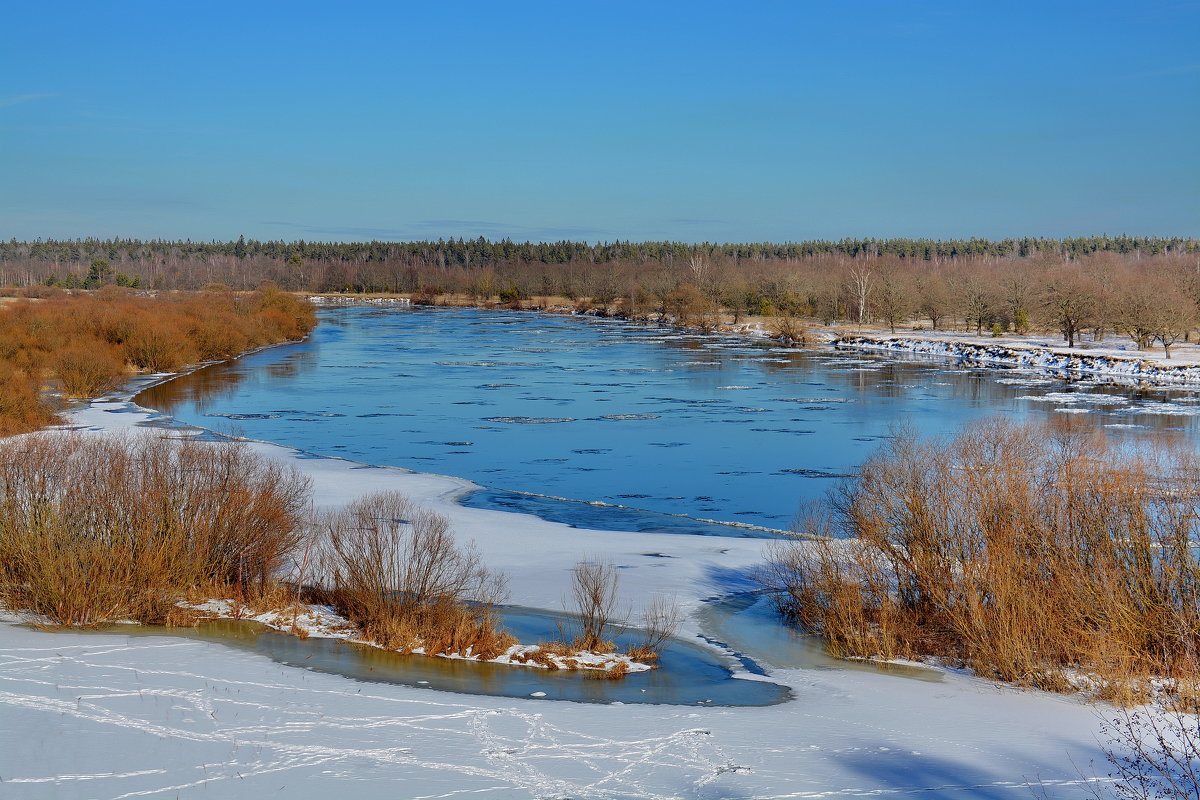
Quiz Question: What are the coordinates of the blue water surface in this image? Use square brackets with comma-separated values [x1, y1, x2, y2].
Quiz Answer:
[134, 307, 1200, 533]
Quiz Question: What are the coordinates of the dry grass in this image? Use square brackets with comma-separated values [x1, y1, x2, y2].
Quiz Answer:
[0, 432, 311, 627]
[624, 596, 682, 663]
[762, 417, 1200, 699]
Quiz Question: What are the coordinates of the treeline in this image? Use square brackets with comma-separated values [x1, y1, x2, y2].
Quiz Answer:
[0, 235, 1195, 295]
[5, 236, 1200, 352]
[4, 234, 1195, 267]
[0, 286, 316, 434]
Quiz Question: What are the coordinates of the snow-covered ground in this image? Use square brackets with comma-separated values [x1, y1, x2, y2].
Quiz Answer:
[0, 390, 1118, 799]
[832, 329, 1200, 385]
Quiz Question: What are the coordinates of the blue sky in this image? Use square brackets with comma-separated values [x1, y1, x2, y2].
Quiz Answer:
[2, 1, 1197, 243]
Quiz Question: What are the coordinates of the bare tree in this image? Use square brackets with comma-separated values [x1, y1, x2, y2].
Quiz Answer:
[687, 252, 710, 286]
[570, 559, 620, 652]
[847, 266, 872, 325]
[917, 275, 953, 330]
[960, 278, 995, 335]
[1118, 283, 1160, 350]
[874, 271, 912, 333]
[1000, 271, 1033, 333]
[1042, 271, 1099, 347]
[1149, 280, 1197, 358]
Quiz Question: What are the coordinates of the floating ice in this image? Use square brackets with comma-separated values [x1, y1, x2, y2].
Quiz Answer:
[204, 412, 281, 420]
[437, 360, 539, 367]
[1015, 392, 1128, 405]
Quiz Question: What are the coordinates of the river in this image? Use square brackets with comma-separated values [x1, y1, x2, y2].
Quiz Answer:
[135, 306, 1200, 534]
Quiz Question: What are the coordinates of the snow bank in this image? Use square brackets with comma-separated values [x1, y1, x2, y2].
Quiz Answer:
[836, 334, 1200, 385]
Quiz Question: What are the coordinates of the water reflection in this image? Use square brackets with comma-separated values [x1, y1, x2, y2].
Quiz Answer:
[137, 348, 318, 416]
[697, 593, 941, 682]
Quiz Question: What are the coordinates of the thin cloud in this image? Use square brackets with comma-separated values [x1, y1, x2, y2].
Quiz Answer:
[0, 93, 55, 109]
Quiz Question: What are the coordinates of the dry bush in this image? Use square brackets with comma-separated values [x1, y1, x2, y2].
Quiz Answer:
[0, 289, 316, 434]
[570, 559, 620, 652]
[123, 315, 194, 372]
[52, 344, 126, 396]
[762, 418, 1200, 696]
[19, 285, 64, 299]
[587, 660, 630, 680]
[0, 363, 58, 435]
[1092, 704, 1200, 799]
[770, 314, 812, 345]
[315, 490, 509, 656]
[625, 596, 682, 663]
[0, 432, 311, 626]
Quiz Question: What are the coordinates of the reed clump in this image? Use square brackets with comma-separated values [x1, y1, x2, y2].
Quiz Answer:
[762, 418, 1200, 698]
[314, 490, 514, 659]
[0, 432, 311, 627]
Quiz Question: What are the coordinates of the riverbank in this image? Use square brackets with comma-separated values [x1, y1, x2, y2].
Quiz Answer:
[834, 332, 1200, 385]
[311, 291, 1200, 387]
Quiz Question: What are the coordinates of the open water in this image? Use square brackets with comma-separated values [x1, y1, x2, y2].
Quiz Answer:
[135, 306, 1200, 534]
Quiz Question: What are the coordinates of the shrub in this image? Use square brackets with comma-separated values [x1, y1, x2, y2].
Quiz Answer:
[0, 363, 58, 434]
[762, 418, 1200, 696]
[0, 432, 311, 626]
[52, 344, 126, 397]
[315, 491, 510, 655]
[625, 595, 681, 663]
[570, 559, 620, 653]
[0, 290, 317, 434]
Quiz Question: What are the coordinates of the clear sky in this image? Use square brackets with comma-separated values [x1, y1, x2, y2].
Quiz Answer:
[2, 1, 1197, 243]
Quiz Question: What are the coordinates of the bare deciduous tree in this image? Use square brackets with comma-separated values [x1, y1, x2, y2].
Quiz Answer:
[874, 271, 912, 333]
[1042, 271, 1099, 347]
[570, 558, 620, 652]
[847, 266, 872, 325]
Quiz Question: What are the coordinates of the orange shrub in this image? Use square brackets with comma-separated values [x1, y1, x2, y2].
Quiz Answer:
[53, 344, 126, 397]
[0, 289, 317, 433]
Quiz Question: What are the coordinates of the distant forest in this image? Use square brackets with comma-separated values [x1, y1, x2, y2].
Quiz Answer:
[3, 235, 1199, 348]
